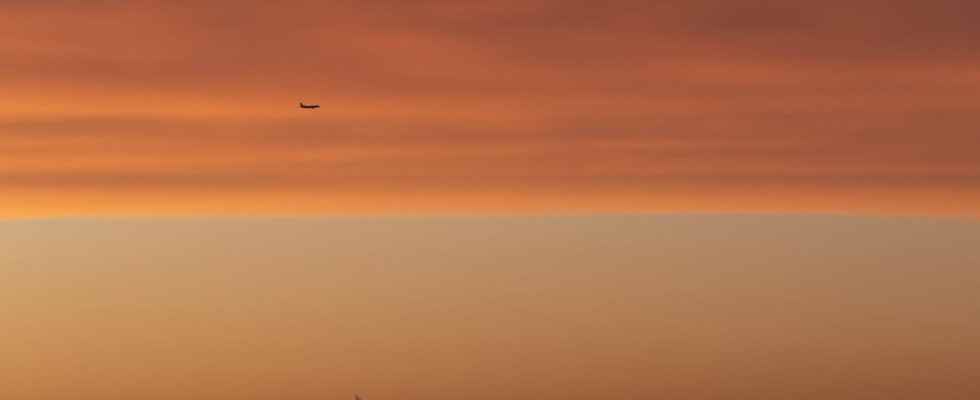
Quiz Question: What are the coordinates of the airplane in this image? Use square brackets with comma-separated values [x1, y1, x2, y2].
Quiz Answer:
[299, 101, 320, 109]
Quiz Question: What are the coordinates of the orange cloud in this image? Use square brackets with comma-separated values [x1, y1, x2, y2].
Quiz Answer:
[1, 1, 978, 217]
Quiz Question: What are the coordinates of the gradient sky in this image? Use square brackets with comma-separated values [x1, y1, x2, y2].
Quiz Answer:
[2, 216, 979, 399]
[4, 3, 980, 399]
[1, 0, 978, 216]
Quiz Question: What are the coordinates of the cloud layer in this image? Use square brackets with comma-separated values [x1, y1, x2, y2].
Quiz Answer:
[1, 1, 978, 216]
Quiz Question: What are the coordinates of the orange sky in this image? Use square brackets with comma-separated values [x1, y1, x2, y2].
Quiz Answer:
[4, 3, 980, 398]
[2, 0, 979, 216]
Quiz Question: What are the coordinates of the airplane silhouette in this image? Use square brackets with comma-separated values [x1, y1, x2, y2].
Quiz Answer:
[299, 101, 320, 109]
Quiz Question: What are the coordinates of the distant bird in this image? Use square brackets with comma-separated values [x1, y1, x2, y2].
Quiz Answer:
[299, 101, 320, 109]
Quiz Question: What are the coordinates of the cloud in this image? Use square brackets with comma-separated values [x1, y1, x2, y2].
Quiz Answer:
[1, 1, 978, 215]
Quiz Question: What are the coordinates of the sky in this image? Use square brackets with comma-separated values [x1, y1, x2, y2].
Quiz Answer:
[2, 216, 979, 400]
[3, 2, 980, 399]
[1, 0, 978, 217]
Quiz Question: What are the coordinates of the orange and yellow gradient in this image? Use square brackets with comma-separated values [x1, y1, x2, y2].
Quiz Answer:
[3, 2, 980, 399]
[2, 1, 979, 217]
[0, 216, 980, 400]
[3, 216, 980, 400]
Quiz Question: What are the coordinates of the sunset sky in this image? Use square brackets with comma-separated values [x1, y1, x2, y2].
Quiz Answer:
[2, 0, 978, 216]
[2, 2, 980, 400]
[3, 216, 980, 399]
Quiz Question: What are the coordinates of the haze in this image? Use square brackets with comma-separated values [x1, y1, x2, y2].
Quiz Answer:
[2, 216, 979, 399]
[2, 1, 979, 399]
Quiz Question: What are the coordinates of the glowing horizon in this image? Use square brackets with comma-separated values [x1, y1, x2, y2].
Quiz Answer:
[4, 3, 980, 398]
[3, 215, 979, 399]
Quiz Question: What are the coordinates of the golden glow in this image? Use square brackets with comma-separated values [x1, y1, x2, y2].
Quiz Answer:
[2, 216, 979, 399]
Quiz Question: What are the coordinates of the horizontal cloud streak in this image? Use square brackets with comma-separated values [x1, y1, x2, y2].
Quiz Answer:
[1, 0, 978, 216]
